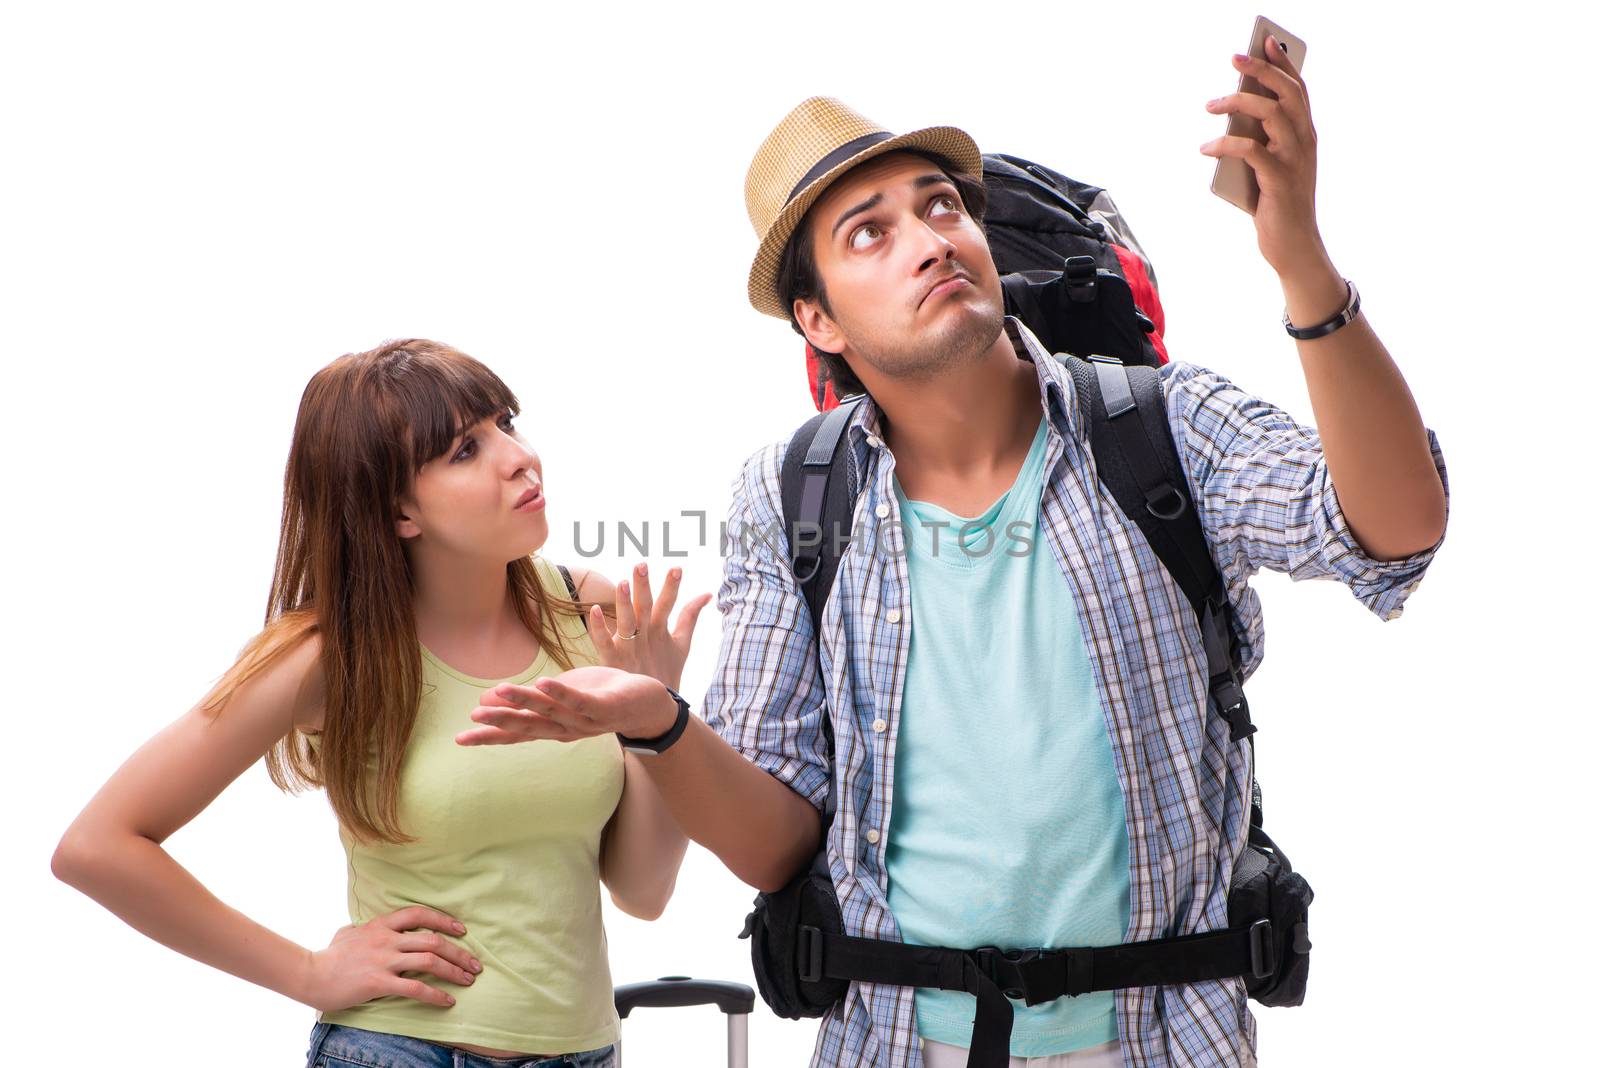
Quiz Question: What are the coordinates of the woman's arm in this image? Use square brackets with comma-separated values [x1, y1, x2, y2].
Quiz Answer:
[464, 674, 823, 895]
[598, 751, 690, 920]
[50, 633, 478, 1010]
[572, 567, 690, 919]
[469, 561, 817, 894]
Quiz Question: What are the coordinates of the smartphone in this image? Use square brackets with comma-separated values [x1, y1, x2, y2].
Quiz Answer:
[1210, 15, 1308, 214]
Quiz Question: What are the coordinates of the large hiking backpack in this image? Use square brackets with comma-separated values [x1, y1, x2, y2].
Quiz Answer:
[741, 154, 1313, 1068]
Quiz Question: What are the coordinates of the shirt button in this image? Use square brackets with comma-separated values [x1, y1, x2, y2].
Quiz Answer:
[866, 435, 882, 448]
[872, 718, 887, 733]
[885, 609, 902, 624]
[865, 828, 881, 845]
[875, 503, 891, 519]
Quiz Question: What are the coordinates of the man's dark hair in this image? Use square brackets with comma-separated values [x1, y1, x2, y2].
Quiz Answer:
[774, 155, 989, 399]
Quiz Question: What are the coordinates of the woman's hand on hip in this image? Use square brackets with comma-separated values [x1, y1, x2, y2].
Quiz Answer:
[300, 905, 482, 1012]
[457, 665, 680, 747]
[585, 562, 711, 692]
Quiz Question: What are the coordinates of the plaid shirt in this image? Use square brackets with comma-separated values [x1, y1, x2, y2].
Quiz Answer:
[703, 318, 1448, 1068]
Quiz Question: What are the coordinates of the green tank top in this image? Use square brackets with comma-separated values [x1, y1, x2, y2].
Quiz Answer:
[313, 556, 624, 1055]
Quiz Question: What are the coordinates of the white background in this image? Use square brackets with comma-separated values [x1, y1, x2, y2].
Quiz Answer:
[5, 1, 1594, 1065]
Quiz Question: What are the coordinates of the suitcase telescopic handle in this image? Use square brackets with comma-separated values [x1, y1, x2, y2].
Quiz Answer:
[613, 975, 755, 1018]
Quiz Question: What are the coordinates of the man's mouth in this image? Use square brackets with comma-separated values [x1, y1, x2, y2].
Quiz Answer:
[920, 273, 973, 307]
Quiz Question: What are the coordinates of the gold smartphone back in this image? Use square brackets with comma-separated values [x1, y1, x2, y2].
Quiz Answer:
[1210, 15, 1309, 214]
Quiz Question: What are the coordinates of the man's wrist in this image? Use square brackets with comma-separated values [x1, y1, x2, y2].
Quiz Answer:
[618, 682, 691, 755]
[644, 681, 679, 737]
[1279, 256, 1348, 336]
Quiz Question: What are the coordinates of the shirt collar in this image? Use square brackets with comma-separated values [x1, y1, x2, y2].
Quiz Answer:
[845, 315, 1083, 454]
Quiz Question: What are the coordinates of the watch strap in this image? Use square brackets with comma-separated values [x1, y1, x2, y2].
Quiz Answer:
[618, 685, 691, 754]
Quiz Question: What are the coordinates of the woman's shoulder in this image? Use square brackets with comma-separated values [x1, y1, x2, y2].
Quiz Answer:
[527, 559, 612, 659]
[201, 625, 327, 738]
[539, 557, 614, 608]
[276, 629, 327, 735]
[563, 563, 616, 606]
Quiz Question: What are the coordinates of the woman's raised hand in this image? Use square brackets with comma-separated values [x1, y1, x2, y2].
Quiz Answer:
[584, 562, 711, 692]
[300, 905, 482, 1012]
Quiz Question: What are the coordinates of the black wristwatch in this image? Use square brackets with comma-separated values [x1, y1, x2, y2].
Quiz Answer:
[617, 685, 692, 755]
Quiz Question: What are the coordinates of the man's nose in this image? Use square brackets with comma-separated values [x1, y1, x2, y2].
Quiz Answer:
[912, 221, 958, 273]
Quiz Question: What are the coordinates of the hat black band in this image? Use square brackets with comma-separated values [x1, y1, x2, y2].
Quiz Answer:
[787, 131, 895, 203]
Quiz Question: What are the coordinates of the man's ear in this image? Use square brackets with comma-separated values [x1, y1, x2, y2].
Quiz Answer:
[794, 297, 845, 356]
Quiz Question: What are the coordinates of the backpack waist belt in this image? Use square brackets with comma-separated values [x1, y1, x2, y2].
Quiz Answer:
[800, 921, 1277, 1068]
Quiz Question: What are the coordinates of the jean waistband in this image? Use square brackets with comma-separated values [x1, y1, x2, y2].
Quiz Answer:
[306, 1021, 616, 1068]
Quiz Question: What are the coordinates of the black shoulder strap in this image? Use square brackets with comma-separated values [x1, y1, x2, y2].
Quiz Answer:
[1061, 354, 1254, 745]
[778, 395, 865, 836]
[555, 562, 579, 601]
[779, 396, 866, 633]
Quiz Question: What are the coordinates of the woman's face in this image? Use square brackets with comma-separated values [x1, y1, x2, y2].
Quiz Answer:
[394, 408, 548, 564]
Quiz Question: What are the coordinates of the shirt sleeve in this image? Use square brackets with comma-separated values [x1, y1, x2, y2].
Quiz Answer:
[1162, 361, 1450, 622]
[699, 441, 832, 812]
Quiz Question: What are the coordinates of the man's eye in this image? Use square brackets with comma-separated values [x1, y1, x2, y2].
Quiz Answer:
[849, 224, 883, 251]
[452, 438, 475, 462]
[930, 195, 960, 217]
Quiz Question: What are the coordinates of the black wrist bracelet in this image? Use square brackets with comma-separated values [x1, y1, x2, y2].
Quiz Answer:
[618, 685, 691, 755]
[1283, 279, 1361, 340]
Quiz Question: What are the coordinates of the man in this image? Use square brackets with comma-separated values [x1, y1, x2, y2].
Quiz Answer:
[710, 37, 1445, 1064]
[480, 42, 1448, 1068]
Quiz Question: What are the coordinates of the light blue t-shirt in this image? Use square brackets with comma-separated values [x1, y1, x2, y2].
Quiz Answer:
[885, 413, 1131, 1057]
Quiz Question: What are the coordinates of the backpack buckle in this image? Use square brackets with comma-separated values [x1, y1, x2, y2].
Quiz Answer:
[1063, 255, 1098, 303]
[797, 924, 824, 984]
[971, 946, 1042, 1001]
[792, 550, 823, 585]
[1248, 918, 1277, 979]
[1144, 483, 1188, 521]
[1217, 685, 1256, 742]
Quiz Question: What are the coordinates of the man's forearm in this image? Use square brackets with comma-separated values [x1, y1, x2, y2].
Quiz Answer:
[1279, 255, 1447, 560]
[634, 715, 822, 893]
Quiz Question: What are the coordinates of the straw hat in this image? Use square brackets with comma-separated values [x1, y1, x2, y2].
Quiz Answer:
[744, 96, 981, 319]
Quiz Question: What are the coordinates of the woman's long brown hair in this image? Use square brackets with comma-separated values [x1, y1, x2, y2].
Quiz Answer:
[198, 339, 601, 844]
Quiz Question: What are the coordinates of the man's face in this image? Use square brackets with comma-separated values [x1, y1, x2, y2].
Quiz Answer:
[795, 151, 1005, 382]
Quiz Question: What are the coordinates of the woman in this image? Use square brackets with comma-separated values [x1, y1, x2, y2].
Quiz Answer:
[50, 338, 712, 1068]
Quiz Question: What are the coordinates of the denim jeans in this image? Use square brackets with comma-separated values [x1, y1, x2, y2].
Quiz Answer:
[305, 1022, 617, 1068]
